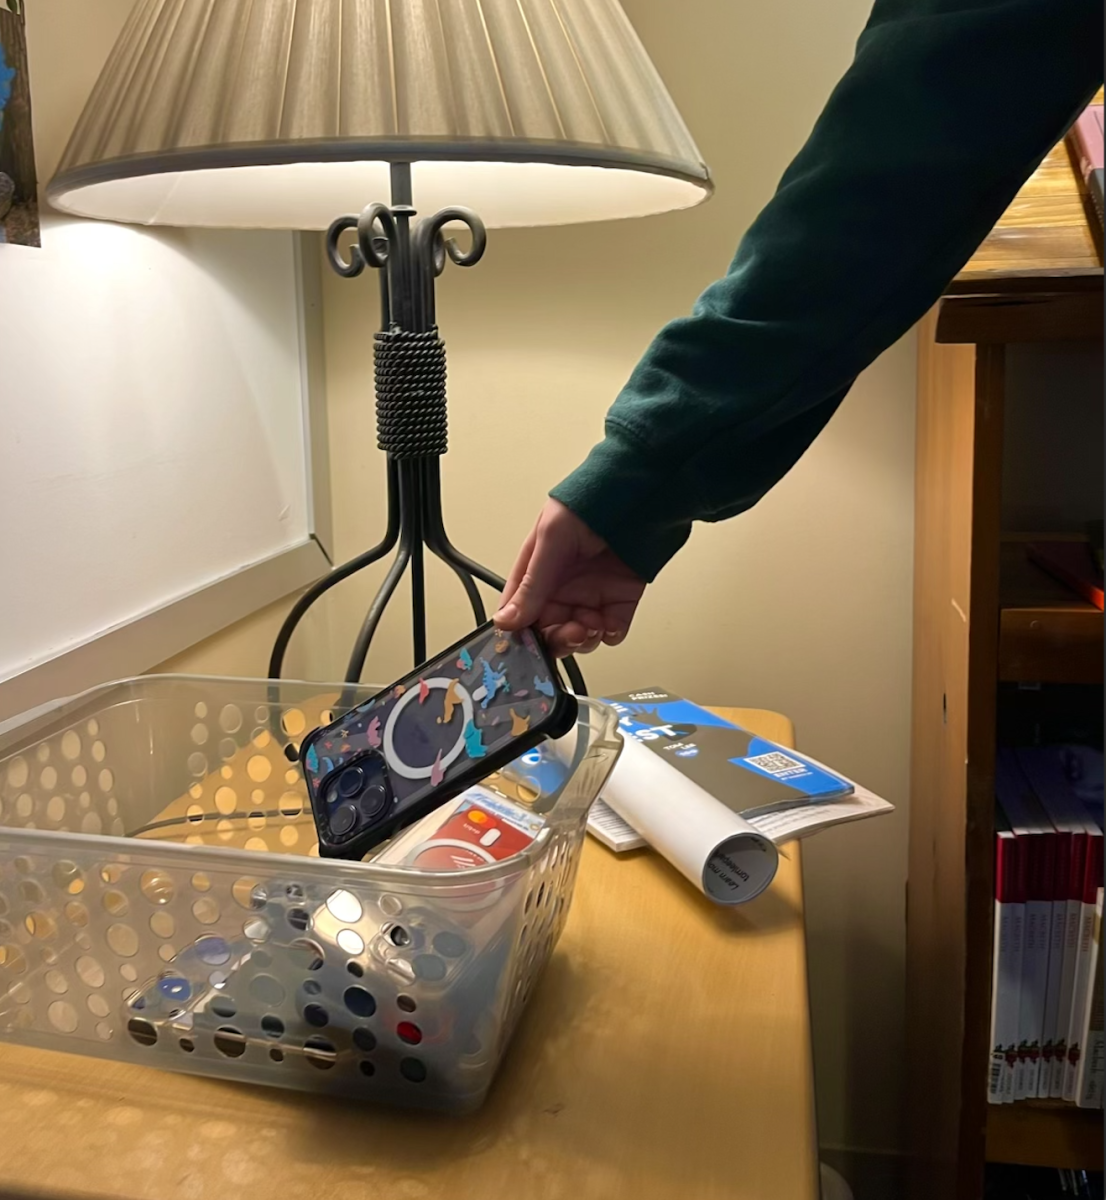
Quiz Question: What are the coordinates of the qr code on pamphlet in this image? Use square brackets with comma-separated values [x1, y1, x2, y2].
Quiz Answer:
[744, 751, 808, 778]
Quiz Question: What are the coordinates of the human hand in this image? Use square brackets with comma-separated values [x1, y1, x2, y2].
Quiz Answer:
[494, 498, 645, 657]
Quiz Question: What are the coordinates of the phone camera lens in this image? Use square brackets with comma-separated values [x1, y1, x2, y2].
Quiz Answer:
[337, 766, 364, 798]
[330, 804, 357, 836]
[360, 784, 388, 821]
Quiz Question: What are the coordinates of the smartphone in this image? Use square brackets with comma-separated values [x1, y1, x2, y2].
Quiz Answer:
[301, 623, 577, 860]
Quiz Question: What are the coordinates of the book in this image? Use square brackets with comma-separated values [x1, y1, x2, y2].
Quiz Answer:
[1064, 831, 1104, 1101]
[584, 689, 891, 903]
[1017, 747, 1097, 1097]
[600, 688, 854, 816]
[996, 758, 1057, 1100]
[1068, 102, 1104, 230]
[989, 810, 1024, 1105]
[1025, 541, 1104, 611]
[1074, 889, 1104, 1108]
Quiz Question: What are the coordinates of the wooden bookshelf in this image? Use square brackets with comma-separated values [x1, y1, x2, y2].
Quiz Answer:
[987, 1101, 1105, 1171]
[906, 111, 1103, 1200]
[998, 540, 1103, 685]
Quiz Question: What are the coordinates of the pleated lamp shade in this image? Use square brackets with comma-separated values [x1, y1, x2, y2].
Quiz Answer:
[47, 0, 711, 229]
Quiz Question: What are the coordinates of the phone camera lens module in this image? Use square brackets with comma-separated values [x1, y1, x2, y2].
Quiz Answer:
[337, 766, 365, 798]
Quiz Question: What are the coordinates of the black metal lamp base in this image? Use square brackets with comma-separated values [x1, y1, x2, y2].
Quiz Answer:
[268, 164, 586, 695]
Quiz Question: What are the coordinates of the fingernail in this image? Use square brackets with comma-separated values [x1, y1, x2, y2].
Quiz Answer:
[496, 602, 518, 624]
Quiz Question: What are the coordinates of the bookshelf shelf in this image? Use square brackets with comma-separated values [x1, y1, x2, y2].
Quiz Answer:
[986, 1101, 1104, 1171]
[998, 541, 1104, 684]
[906, 104, 1103, 1200]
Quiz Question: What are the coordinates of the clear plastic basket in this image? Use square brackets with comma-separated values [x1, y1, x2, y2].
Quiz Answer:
[0, 675, 620, 1112]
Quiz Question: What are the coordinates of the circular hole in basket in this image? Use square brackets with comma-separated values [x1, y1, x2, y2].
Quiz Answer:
[191, 873, 212, 893]
[35, 745, 50, 764]
[243, 917, 270, 943]
[192, 898, 220, 926]
[379, 895, 403, 918]
[47, 1000, 79, 1033]
[127, 1018, 158, 1047]
[232, 878, 265, 910]
[214, 787, 237, 816]
[303, 1036, 336, 1070]
[255, 706, 269, 724]
[251, 975, 286, 1008]
[61, 730, 82, 761]
[81, 812, 103, 835]
[52, 861, 85, 895]
[260, 1014, 285, 1038]
[326, 890, 362, 925]
[220, 765, 233, 781]
[359, 1060, 375, 1077]
[336, 929, 364, 956]
[353, 1027, 376, 1053]
[19, 880, 45, 905]
[388, 926, 411, 948]
[287, 908, 310, 933]
[284, 769, 300, 786]
[279, 826, 299, 849]
[252, 730, 271, 750]
[71, 765, 88, 788]
[216, 820, 235, 842]
[283, 743, 300, 764]
[247, 810, 266, 832]
[75, 956, 105, 988]
[39, 766, 57, 791]
[194, 702, 208, 719]
[413, 955, 446, 983]
[64, 901, 89, 928]
[194, 936, 232, 966]
[396, 995, 417, 1014]
[140, 870, 174, 907]
[185, 804, 204, 825]
[45, 796, 66, 825]
[190, 725, 209, 747]
[214, 1027, 247, 1058]
[399, 1057, 427, 1083]
[397, 1021, 422, 1045]
[289, 938, 324, 972]
[247, 756, 272, 784]
[279, 792, 303, 818]
[303, 1003, 329, 1028]
[158, 944, 176, 962]
[211, 996, 237, 1020]
[189, 784, 203, 801]
[302, 979, 322, 997]
[244, 837, 268, 854]
[346, 960, 365, 979]
[87, 994, 110, 1018]
[187, 753, 207, 778]
[25, 911, 57, 940]
[281, 709, 307, 737]
[218, 738, 237, 762]
[45, 969, 69, 995]
[179, 1037, 195, 1053]
[15, 794, 33, 819]
[269, 1047, 284, 1063]
[0, 944, 27, 974]
[6, 757, 28, 789]
[219, 705, 243, 734]
[102, 890, 129, 918]
[106, 924, 139, 957]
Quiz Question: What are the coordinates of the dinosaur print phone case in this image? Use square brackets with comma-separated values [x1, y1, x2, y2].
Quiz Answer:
[301, 623, 577, 860]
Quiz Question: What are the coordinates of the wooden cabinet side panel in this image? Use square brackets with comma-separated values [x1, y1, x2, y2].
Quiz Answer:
[907, 315, 999, 1200]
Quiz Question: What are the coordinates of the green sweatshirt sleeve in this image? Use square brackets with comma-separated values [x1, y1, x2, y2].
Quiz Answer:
[551, 0, 1102, 582]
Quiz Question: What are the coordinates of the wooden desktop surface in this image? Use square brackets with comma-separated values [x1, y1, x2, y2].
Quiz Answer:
[0, 708, 817, 1200]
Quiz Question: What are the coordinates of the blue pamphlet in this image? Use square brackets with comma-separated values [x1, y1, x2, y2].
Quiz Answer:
[602, 687, 854, 818]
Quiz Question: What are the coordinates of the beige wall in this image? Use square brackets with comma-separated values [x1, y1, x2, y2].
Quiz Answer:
[166, 0, 915, 1161]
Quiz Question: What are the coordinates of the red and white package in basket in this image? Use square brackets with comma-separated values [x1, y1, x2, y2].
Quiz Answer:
[372, 787, 545, 910]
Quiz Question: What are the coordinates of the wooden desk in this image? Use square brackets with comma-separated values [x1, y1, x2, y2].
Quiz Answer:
[0, 708, 817, 1200]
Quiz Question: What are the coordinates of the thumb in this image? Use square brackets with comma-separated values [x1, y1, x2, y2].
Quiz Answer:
[496, 526, 572, 629]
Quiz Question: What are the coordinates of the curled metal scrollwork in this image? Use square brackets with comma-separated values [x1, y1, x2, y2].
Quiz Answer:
[415, 206, 487, 277]
[326, 202, 396, 276]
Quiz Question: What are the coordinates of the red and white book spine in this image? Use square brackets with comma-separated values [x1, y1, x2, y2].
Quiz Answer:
[1038, 828, 1071, 1097]
[989, 827, 1023, 1104]
[1075, 889, 1104, 1108]
[1015, 828, 1052, 1099]
[1049, 827, 1089, 1097]
[1064, 829, 1104, 1101]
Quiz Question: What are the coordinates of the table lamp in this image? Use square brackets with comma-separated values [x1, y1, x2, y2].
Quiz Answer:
[48, 0, 711, 692]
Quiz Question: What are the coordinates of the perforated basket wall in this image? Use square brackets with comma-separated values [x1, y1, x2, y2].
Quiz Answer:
[0, 676, 620, 1111]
